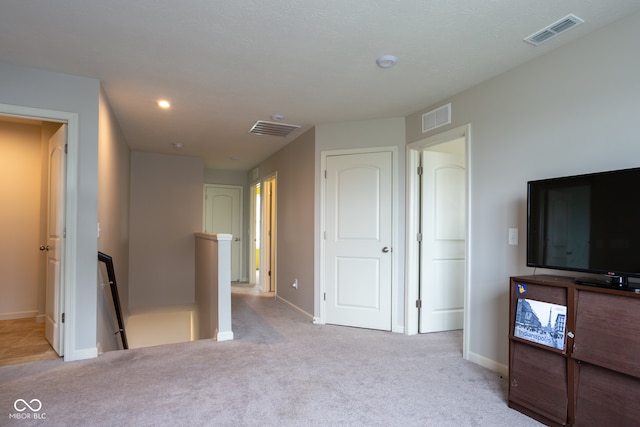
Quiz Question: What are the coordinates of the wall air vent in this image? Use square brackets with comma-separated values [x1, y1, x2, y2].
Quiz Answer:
[249, 120, 301, 137]
[422, 103, 451, 133]
[524, 14, 584, 46]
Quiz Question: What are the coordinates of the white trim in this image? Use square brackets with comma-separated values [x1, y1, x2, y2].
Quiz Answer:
[215, 330, 234, 342]
[276, 295, 314, 321]
[249, 182, 260, 285]
[260, 173, 278, 294]
[69, 346, 98, 361]
[0, 103, 79, 362]
[405, 124, 471, 360]
[0, 311, 39, 320]
[319, 146, 398, 331]
[468, 350, 508, 378]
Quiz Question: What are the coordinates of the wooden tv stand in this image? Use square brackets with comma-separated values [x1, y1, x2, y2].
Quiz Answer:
[508, 275, 640, 426]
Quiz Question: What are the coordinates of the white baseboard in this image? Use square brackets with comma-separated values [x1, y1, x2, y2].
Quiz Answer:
[36, 314, 46, 323]
[215, 330, 234, 342]
[275, 295, 314, 321]
[67, 347, 98, 362]
[467, 350, 509, 377]
[0, 310, 38, 320]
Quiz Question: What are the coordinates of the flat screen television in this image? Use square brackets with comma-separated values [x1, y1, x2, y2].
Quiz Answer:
[527, 167, 640, 289]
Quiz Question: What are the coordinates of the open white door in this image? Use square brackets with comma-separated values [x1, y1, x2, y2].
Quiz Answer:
[419, 146, 465, 333]
[204, 185, 243, 281]
[45, 125, 66, 355]
[324, 151, 393, 331]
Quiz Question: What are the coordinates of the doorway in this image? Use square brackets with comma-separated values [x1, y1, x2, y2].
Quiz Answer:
[261, 175, 277, 293]
[406, 125, 470, 356]
[203, 184, 243, 282]
[321, 148, 395, 331]
[419, 138, 466, 333]
[249, 182, 261, 286]
[0, 116, 65, 363]
[0, 103, 78, 361]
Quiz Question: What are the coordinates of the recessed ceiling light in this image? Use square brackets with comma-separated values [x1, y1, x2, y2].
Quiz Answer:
[172, 143, 183, 149]
[376, 55, 398, 68]
[270, 114, 285, 121]
[230, 156, 239, 161]
[158, 99, 171, 109]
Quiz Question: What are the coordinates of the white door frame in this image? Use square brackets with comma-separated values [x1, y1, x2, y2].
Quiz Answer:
[405, 124, 471, 356]
[0, 103, 79, 361]
[249, 182, 260, 285]
[319, 146, 399, 330]
[261, 173, 277, 293]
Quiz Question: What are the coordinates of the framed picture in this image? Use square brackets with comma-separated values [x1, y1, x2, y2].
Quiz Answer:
[514, 298, 567, 350]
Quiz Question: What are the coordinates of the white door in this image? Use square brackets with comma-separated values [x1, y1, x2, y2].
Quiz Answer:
[45, 125, 66, 355]
[420, 148, 465, 333]
[204, 185, 242, 281]
[324, 151, 393, 330]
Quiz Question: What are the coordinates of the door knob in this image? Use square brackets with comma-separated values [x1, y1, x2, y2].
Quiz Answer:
[234, 237, 240, 242]
[39, 245, 50, 251]
[382, 247, 390, 253]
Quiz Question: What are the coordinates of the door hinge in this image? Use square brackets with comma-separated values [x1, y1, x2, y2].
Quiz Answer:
[323, 292, 326, 301]
[324, 170, 327, 179]
[417, 166, 423, 176]
[65, 143, 68, 154]
[416, 232, 422, 242]
[416, 299, 422, 309]
[63, 228, 66, 238]
[61, 312, 65, 323]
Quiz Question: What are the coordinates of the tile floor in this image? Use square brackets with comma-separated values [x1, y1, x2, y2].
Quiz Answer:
[0, 317, 60, 366]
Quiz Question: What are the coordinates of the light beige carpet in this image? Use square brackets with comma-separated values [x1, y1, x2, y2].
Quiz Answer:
[0, 292, 542, 426]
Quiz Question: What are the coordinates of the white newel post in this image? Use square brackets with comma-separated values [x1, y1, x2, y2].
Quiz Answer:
[194, 233, 234, 342]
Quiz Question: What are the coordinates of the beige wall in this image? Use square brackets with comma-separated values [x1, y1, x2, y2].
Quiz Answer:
[129, 152, 204, 309]
[96, 89, 131, 352]
[0, 120, 44, 319]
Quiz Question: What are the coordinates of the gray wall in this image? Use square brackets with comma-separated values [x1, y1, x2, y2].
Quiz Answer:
[249, 128, 316, 315]
[204, 168, 247, 187]
[406, 11, 640, 371]
[0, 60, 100, 360]
[129, 152, 204, 309]
[97, 88, 131, 352]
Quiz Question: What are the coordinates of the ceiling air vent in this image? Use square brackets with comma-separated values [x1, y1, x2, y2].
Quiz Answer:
[249, 120, 300, 137]
[524, 14, 584, 46]
[422, 103, 451, 133]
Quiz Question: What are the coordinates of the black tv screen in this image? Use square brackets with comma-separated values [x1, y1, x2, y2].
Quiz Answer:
[527, 167, 640, 285]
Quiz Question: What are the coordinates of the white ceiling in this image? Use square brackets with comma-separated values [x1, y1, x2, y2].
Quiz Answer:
[1, 1, 639, 171]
